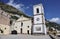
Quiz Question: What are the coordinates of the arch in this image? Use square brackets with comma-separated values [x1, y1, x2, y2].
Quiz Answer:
[11, 30, 17, 34]
[0, 29, 3, 33]
[36, 8, 39, 13]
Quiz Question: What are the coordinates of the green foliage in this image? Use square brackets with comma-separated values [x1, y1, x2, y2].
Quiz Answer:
[46, 20, 60, 30]
[11, 16, 19, 20]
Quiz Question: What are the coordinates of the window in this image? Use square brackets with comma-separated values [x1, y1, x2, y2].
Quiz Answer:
[27, 26, 29, 28]
[21, 28, 22, 34]
[36, 18, 40, 21]
[21, 22, 23, 27]
[36, 8, 39, 13]
[5, 28, 6, 30]
[0, 29, 3, 33]
[36, 27, 41, 31]
[1, 30, 3, 33]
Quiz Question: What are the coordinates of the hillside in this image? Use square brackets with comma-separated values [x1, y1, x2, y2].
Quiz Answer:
[0, 2, 31, 18]
[46, 20, 60, 30]
[0, 2, 32, 25]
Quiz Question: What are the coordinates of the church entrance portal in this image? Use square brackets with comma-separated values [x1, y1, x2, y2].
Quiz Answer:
[0, 29, 3, 33]
[11, 30, 17, 34]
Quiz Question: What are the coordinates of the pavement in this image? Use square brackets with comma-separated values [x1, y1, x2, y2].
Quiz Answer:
[49, 34, 60, 39]
[56, 36, 60, 39]
[0, 34, 51, 39]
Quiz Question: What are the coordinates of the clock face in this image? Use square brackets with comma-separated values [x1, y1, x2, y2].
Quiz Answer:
[34, 15, 42, 24]
[36, 18, 40, 21]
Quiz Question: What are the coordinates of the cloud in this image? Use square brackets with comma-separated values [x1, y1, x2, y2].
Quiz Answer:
[6, 0, 25, 12]
[26, 6, 30, 9]
[49, 18, 60, 24]
[6, 0, 30, 13]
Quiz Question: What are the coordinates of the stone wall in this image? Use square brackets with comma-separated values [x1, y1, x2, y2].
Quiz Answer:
[0, 9, 10, 25]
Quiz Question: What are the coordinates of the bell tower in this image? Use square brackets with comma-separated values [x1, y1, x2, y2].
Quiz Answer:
[33, 4, 47, 34]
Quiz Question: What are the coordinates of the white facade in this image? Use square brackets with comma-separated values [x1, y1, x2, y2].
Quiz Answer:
[11, 15, 32, 34]
[33, 4, 47, 34]
[11, 4, 47, 35]
[0, 3, 47, 35]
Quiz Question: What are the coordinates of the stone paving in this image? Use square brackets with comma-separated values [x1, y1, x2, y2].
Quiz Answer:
[56, 37, 60, 39]
[0, 34, 51, 39]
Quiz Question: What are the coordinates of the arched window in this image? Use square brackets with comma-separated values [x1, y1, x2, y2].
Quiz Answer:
[5, 28, 6, 30]
[36, 8, 39, 13]
[21, 22, 23, 27]
[27, 26, 29, 28]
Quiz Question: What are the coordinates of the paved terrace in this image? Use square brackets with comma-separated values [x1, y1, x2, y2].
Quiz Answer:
[0, 34, 51, 39]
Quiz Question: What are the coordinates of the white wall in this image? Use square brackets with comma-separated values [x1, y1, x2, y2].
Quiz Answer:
[33, 4, 47, 34]
[22, 20, 32, 34]
[33, 24, 44, 33]
[12, 16, 32, 34]
[33, 4, 44, 15]
[34, 15, 43, 24]
[14, 22, 21, 33]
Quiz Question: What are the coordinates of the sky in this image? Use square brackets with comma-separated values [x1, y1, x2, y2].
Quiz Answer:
[0, 0, 60, 24]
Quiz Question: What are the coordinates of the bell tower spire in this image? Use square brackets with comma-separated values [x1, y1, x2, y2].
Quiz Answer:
[33, 4, 47, 34]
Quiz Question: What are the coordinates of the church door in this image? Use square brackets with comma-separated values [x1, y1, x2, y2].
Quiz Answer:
[27, 30, 29, 34]
[21, 28, 22, 34]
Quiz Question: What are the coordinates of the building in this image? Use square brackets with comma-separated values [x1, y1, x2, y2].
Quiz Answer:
[11, 15, 32, 34]
[0, 8, 10, 25]
[0, 8, 10, 35]
[33, 4, 47, 34]
[11, 4, 47, 35]
[0, 3, 47, 35]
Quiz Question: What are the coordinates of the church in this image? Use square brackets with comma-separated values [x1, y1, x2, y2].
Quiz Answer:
[11, 4, 47, 35]
[0, 3, 47, 35]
